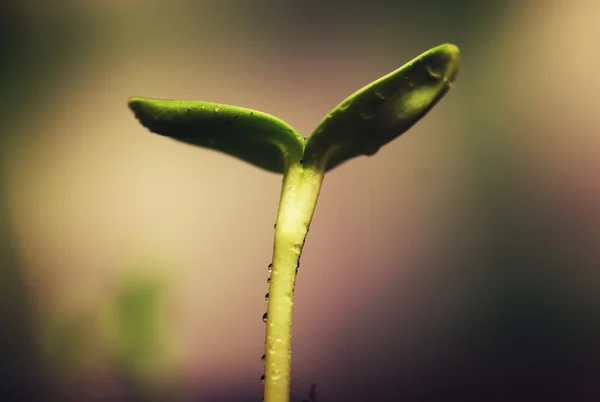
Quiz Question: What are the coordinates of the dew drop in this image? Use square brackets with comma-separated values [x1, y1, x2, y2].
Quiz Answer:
[338, 101, 351, 111]
[260, 374, 265, 383]
[262, 313, 268, 322]
[267, 277, 271, 284]
[364, 145, 380, 156]
[261, 354, 266, 362]
[265, 293, 269, 301]
[425, 64, 443, 80]
[268, 263, 272, 272]
[360, 110, 376, 121]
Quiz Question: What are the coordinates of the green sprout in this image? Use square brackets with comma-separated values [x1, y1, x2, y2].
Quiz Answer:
[128, 43, 460, 402]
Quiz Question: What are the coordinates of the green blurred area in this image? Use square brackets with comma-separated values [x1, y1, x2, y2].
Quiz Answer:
[2, 1, 600, 401]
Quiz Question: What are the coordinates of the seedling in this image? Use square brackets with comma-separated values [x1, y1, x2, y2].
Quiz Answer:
[128, 43, 460, 402]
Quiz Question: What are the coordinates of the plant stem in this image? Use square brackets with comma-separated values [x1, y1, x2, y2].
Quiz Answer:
[264, 161, 325, 402]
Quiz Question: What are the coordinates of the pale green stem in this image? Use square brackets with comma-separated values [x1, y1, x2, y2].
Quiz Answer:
[264, 161, 325, 402]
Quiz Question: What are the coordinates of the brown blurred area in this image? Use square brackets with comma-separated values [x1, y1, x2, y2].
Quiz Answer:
[2, 1, 600, 401]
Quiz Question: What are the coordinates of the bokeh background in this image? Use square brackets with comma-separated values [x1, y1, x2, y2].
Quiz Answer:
[2, 0, 600, 401]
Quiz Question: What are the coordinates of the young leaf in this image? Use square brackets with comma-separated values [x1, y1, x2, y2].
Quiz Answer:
[303, 43, 461, 172]
[128, 98, 304, 174]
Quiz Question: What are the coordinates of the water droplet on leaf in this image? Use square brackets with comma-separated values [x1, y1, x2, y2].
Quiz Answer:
[262, 313, 268, 322]
[261, 354, 266, 362]
[265, 293, 269, 301]
[338, 101, 351, 111]
[425, 64, 443, 80]
[360, 110, 376, 121]
[364, 145, 380, 156]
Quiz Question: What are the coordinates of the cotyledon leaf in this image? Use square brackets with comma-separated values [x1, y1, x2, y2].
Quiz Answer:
[128, 98, 304, 174]
[303, 43, 461, 172]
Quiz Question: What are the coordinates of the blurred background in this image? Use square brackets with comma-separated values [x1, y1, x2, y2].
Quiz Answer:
[1, 0, 600, 401]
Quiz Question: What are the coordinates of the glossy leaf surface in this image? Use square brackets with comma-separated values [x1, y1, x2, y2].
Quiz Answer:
[129, 43, 459, 174]
[303, 43, 460, 172]
[128, 98, 304, 173]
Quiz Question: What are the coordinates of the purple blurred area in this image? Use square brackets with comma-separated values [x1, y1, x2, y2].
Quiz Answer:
[2, 1, 600, 401]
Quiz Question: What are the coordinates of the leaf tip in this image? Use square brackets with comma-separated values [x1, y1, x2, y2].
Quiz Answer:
[127, 96, 147, 114]
[429, 43, 461, 87]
